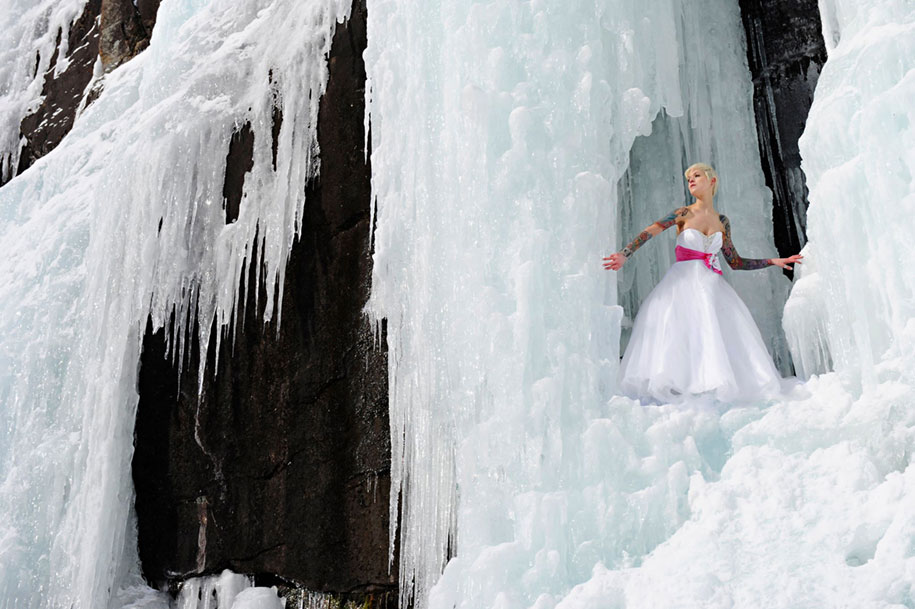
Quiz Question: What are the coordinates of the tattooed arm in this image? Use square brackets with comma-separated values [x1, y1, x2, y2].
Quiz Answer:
[621, 207, 689, 257]
[718, 214, 772, 271]
[603, 207, 689, 271]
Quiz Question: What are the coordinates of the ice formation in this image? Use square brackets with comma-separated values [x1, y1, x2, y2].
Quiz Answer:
[0, 0, 913, 607]
[365, 0, 915, 608]
[784, 0, 915, 383]
[366, 0, 786, 605]
[173, 571, 284, 609]
[0, 0, 349, 607]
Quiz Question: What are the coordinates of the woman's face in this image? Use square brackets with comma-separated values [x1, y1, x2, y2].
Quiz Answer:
[687, 169, 715, 197]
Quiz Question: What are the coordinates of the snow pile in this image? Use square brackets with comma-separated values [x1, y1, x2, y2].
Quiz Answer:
[0, 0, 348, 607]
[366, 0, 915, 607]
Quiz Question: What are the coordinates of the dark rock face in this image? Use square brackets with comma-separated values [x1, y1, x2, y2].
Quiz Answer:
[223, 122, 255, 224]
[99, 0, 158, 71]
[739, 0, 828, 262]
[135, 0, 161, 40]
[11, 0, 162, 182]
[133, 0, 395, 601]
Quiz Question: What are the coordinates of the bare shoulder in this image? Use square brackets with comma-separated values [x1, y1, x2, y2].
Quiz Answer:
[672, 206, 691, 225]
[718, 213, 731, 232]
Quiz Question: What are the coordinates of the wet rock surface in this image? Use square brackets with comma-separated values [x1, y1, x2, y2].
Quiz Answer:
[739, 0, 828, 262]
[133, 0, 395, 598]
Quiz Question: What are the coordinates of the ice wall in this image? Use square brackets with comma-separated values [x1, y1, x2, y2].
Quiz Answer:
[784, 0, 915, 382]
[365, 0, 791, 607]
[0, 1, 349, 607]
[554, 1, 915, 602]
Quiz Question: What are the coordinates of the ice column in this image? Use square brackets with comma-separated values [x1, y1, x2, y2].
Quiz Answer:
[0, 1, 349, 608]
[365, 0, 785, 607]
[783, 0, 915, 380]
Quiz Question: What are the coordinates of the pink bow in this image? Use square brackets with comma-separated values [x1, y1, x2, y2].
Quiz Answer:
[675, 245, 722, 275]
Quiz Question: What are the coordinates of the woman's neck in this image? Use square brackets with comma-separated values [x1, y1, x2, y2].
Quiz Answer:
[692, 194, 716, 212]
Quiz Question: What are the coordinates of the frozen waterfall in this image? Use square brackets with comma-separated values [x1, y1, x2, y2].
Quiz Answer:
[365, 0, 915, 608]
[365, 0, 789, 605]
[784, 0, 915, 384]
[0, 0, 350, 607]
[0, 0, 913, 608]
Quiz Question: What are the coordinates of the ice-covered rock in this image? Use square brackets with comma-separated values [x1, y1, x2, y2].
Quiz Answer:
[0, 0, 912, 607]
[0, 0, 349, 607]
[0, 0, 89, 181]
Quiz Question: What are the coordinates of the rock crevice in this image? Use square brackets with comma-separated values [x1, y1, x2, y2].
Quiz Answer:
[738, 0, 828, 262]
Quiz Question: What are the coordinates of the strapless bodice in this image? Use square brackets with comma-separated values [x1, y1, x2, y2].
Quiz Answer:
[677, 228, 723, 254]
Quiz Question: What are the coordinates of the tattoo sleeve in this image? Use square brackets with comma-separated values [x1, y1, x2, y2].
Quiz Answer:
[620, 207, 688, 258]
[719, 214, 771, 270]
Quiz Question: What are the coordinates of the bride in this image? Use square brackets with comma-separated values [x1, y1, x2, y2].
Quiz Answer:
[603, 163, 803, 403]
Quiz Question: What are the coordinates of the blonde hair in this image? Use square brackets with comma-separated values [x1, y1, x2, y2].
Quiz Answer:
[685, 162, 718, 196]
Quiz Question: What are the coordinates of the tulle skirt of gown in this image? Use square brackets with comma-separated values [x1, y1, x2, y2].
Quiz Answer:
[619, 253, 782, 404]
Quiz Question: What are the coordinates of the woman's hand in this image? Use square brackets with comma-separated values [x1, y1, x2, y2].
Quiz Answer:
[770, 254, 803, 270]
[602, 252, 626, 271]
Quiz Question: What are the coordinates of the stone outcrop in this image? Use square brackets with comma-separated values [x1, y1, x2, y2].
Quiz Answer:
[99, 0, 158, 71]
[739, 0, 828, 262]
[133, 0, 395, 603]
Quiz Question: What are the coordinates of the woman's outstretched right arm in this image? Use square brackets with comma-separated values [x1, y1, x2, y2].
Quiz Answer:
[603, 207, 688, 270]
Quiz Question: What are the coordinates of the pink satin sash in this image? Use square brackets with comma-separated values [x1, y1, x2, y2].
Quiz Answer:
[675, 245, 722, 275]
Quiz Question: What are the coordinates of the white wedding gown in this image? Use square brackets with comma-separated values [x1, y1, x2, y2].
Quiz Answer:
[619, 228, 782, 404]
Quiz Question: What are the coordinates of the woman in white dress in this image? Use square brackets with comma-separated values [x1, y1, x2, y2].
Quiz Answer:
[602, 163, 803, 403]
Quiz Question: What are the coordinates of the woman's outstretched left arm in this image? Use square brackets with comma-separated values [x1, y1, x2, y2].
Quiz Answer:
[719, 214, 802, 270]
